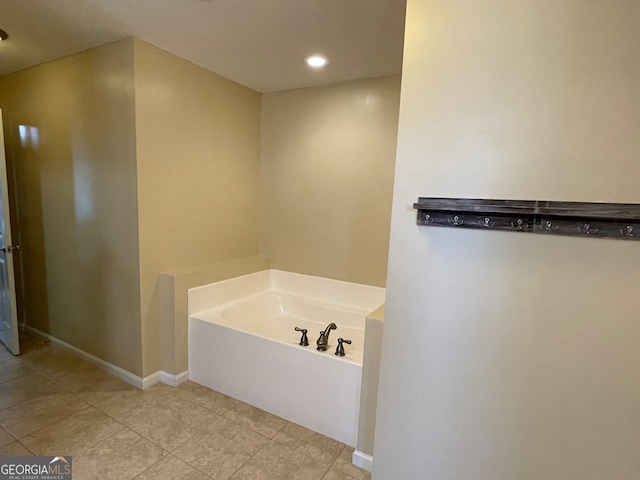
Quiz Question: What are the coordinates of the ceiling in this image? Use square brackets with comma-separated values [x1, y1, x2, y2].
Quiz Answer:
[0, 0, 406, 93]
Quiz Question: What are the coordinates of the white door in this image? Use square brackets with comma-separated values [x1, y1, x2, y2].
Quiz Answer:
[0, 109, 19, 355]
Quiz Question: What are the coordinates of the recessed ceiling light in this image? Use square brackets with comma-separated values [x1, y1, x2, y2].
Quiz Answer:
[304, 55, 328, 69]
[0, 29, 8, 41]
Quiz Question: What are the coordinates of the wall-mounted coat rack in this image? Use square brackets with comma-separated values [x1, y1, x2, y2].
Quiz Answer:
[413, 198, 640, 241]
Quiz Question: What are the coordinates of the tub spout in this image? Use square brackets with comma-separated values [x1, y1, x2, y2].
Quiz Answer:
[316, 323, 337, 351]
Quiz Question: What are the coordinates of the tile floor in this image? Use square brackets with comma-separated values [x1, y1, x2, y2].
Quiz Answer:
[0, 335, 371, 480]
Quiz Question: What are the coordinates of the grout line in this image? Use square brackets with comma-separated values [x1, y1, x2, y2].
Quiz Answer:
[173, 381, 350, 467]
[17, 438, 37, 455]
[168, 453, 215, 480]
[1, 340, 134, 458]
[331, 444, 347, 467]
[95, 404, 172, 454]
[0, 362, 33, 385]
[167, 384, 235, 419]
[229, 441, 266, 477]
[20, 407, 125, 458]
[92, 388, 224, 456]
[330, 445, 371, 479]
[129, 451, 171, 480]
[0, 369, 87, 419]
[4, 336, 362, 477]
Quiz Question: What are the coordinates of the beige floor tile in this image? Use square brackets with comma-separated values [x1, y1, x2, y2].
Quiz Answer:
[331, 446, 371, 480]
[173, 417, 269, 480]
[230, 440, 328, 480]
[0, 426, 15, 448]
[93, 387, 147, 413]
[21, 407, 127, 457]
[94, 383, 183, 415]
[134, 454, 211, 480]
[0, 337, 369, 480]
[0, 373, 66, 411]
[0, 344, 16, 362]
[21, 348, 103, 386]
[19, 344, 75, 369]
[176, 381, 239, 415]
[224, 402, 288, 438]
[73, 428, 166, 480]
[98, 389, 221, 451]
[274, 423, 345, 465]
[16, 335, 49, 354]
[0, 441, 33, 456]
[322, 468, 362, 480]
[0, 392, 90, 438]
[63, 369, 139, 406]
[47, 363, 116, 388]
[0, 361, 32, 384]
[140, 383, 195, 403]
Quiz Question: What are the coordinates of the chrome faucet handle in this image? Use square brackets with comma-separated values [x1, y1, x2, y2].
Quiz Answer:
[335, 338, 351, 357]
[294, 327, 309, 346]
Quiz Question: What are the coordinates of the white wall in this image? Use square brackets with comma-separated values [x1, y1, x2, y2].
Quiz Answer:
[374, 1, 640, 479]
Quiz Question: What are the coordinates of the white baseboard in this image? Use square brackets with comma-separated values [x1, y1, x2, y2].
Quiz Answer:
[24, 326, 188, 390]
[160, 370, 189, 386]
[142, 370, 189, 388]
[352, 450, 373, 472]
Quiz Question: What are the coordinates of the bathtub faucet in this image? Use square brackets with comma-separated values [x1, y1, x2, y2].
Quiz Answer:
[294, 327, 309, 346]
[316, 323, 337, 351]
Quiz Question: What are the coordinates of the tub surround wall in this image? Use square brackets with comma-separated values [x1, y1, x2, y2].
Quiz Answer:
[158, 255, 270, 375]
[375, 1, 640, 479]
[260, 76, 401, 287]
[353, 305, 384, 472]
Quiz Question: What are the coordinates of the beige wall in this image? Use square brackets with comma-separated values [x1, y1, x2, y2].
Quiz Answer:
[0, 39, 143, 375]
[133, 39, 262, 375]
[357, 306, 384, 457]
[0, 37, 395, 379]
[260, 76, 401, 287]
[0, 38, 262, 378]
[375, 1, 640, 479]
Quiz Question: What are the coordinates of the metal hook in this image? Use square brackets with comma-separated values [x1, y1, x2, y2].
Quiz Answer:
[578, 223, 598, 236]
[422, 213, 433, 224]
[482, 217, 495, 228]
[620, 225, 640, 237]
[448, 215, 464, 226]
[540, 220, 559, 232]
[511, 218, 529, 231]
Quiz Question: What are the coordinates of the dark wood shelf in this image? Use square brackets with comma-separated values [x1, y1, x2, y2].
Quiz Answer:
[413, 198, 640, 240]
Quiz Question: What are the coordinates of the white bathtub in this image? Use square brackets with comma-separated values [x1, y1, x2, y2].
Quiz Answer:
[188, 269, 385, 446]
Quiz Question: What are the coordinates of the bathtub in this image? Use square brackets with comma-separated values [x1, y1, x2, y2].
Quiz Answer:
[188, 269, 385, 446]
